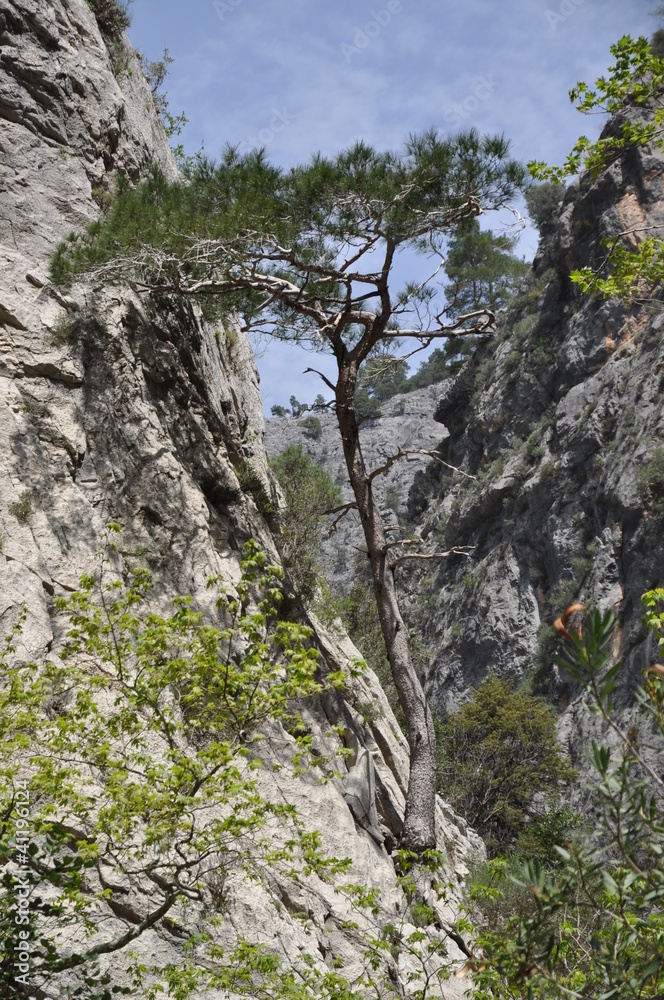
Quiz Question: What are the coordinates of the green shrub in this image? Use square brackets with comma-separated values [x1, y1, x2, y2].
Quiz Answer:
[0, 533, 350, 997]
[436, 674, 576, 855]
[316, 578, 406, 731]
[524, 182, 565, 238]
[87, 0, 131, 35]
[471, 602, 664, 998]
[236, 460, 274, 516]
[636, 445, 664, 513]
[299, 415, 323, 439]
[8, 490, 34, 523]
[270, 445, 341, 601]
[47, 314, 76, 345]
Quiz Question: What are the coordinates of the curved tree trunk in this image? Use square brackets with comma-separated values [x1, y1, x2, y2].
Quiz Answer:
[336, 360, 437, 853]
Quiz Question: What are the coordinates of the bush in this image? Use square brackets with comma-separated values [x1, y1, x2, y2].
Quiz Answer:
[436, 674, 576, 855]
[636, 445, 664, 513]
[270, 445, 341, 601]
[299, 415, 323, 439]
[525, 182, 565, 238]
[87, 0, 131, 35]
[0, 534, 348, 997]
[353, 389, 382, 419]
[317, 577, 406, 732]
[471, 602, 664, 999]
[8, 490, 34, 523]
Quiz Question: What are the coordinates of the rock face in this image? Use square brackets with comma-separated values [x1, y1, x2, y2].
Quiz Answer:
[405, 124, 664, 727]
[265, 385, 446, 588]
[266, 108, 664, 789]
[0, 0, 275, 654]
[0, 3, 480, 996]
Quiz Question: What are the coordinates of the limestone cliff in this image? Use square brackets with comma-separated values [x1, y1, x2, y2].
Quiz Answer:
[409, 126, 664, 720]
[264, 105, 664, 779]
[0, 3, 480, 996]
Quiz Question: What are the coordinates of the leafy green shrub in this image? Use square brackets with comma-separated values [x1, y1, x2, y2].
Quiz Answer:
[471, 601, 664, 999]
[8, 490, 34, 523]
[353, 387, 383, 419]
[384, 485, 401, 510]
[316, 578, 406, 731]
[47, 314, 76, 345]
[524, 181, 565, 238]
[436, 674, 576, 855]
[87, 0, 131, 35]
[0, 533, 351, 997]
[636, 445, 664, 512]
[503, 349, 521, 372]
[549, 576, 581, 614]
[236, 459, 274, 516]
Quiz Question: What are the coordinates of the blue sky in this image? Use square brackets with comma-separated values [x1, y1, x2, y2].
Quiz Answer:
[127, 0, 652, 413]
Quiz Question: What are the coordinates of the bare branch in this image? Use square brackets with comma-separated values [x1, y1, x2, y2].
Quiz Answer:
[369, 449, 476, 482]
[390, 546, 474, 570]
[324, 501, 358, 533]
[303, 367, 337, 393]
[50, 892, 177, 972]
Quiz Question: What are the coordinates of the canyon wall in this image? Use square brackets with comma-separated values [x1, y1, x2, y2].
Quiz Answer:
[0, 3, 479, 995]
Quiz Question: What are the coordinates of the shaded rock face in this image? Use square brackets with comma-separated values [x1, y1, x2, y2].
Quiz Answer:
[0, 3, 479, 995]
[406, 127, 664, 724]
[0, 0, 274, 646]
[265, 385, 446, 588]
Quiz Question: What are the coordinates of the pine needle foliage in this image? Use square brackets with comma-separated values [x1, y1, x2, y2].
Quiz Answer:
[87, 0, 132, 36]
[443, 219, 528, 319]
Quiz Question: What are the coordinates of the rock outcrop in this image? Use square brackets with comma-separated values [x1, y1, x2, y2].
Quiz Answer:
[0, 3, 481, 996]
[406, 122, 664, 726]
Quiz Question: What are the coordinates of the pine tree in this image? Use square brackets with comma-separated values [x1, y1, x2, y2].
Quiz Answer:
[52, 130, 526, 857]
[443, 219, 527, 319]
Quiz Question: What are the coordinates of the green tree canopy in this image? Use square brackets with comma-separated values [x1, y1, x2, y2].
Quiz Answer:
[443, 219, 528, 319]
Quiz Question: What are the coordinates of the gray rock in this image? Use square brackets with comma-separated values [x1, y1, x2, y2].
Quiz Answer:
[402, 118, 664, 799]
[0, 3, 480, 995]
[265, 385, 447, 588]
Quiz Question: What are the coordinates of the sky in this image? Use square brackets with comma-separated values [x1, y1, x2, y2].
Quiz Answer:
[126, 0, 654, 414]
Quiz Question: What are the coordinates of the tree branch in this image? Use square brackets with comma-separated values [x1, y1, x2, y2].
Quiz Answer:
[303, 367, 337, 393]
[49, 892, 177, 972]
[369, 449, 476, 482]
[323, 501, 358, 533]
[390, 546, 474, 570]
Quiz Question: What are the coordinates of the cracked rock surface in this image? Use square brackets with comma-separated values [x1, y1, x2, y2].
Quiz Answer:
[0, 3, 480, 995]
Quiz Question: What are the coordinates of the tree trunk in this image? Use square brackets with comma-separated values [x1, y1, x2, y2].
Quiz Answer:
[336, 360, 437, 853]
